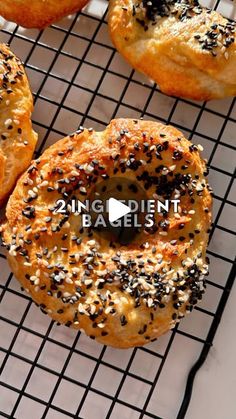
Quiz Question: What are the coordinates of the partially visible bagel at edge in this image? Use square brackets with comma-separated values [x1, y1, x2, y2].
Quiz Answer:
[108, 0, 236, 100]
[0, 0, 89, 29]
[0, 43, 38, 207]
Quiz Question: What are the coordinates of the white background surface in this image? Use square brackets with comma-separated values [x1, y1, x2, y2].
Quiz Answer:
[187, 281, 236, 419]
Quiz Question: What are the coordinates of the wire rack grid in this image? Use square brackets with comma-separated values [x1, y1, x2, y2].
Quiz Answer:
[0, 0, 235, 418]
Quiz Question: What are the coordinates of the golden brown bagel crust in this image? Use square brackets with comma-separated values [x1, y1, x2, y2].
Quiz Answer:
[0, 44, 38, 207]
[0, 0, 89, 29]
[108, 0, 236, 100]
[1, 119, 212, 348]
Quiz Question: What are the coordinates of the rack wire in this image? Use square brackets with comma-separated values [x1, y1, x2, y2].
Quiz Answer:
[0, 0, 235, 418]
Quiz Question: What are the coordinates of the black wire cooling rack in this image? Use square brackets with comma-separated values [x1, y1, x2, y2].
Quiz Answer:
[0, 0, 236, 418]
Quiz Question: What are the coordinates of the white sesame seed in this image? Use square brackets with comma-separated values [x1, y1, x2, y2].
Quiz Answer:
[4, 118, 12, 127]
[65, 278, 73, 284]
[85, 164, 94, 173]
[84, 279, 93, 286]
[39, 180, 49, 188]
[105, 307, 112, 314]
[97, 270, 107, 277]
[63, 221, 70, 229]
[147, 297, 153, 307]
[28, 190, 36, 197]
[90, 304, 96, 315]
[87, 240, 96, 246]
[75, 253, 80, 262]
[9, 245, 17, 256]
[71, 170, 80, 176]
[63, 292, 72, 298]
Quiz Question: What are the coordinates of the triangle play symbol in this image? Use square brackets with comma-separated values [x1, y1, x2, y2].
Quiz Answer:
[108, 198, 131, 223]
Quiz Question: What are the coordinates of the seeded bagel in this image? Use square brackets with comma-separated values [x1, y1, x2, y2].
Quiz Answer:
[108, 0, 236, 100]
[0, 0, 89, 29]
[1, 119, 212, 348]
[0, 43, 38, 207]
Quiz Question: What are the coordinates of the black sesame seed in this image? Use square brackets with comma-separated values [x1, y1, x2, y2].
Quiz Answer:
[120, 315, 127, 326]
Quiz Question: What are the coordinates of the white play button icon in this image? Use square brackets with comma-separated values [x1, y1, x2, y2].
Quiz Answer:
[108, 198, 131, 223]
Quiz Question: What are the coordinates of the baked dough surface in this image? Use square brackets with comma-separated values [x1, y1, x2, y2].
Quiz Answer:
[0, 44, 38, 207]
[0, 0, 89, 28]
[1, 119, 212, 348]
[109, 0, 236, 100]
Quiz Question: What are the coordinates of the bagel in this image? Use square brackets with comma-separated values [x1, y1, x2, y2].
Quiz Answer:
[0, 119, 212, 348]
[108, 0, 236, 100]
[0, 43, 38, 207]
[0, 0, 89, 29]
